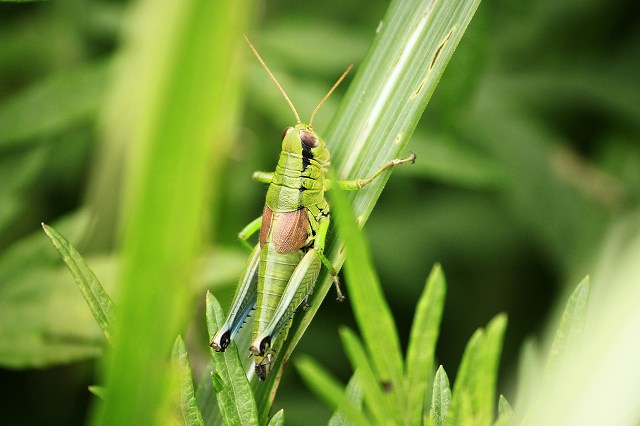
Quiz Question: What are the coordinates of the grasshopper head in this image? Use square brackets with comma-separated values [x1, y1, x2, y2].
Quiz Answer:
[281, 123, 330, 166]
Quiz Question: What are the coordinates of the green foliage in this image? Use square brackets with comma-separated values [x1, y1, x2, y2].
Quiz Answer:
[42, 223, 114, 342]
[173, 336, 206, 426]
[2, 0, 640, 421]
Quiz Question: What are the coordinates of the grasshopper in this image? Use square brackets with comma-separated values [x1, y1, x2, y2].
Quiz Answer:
[210, 36, 416, 380]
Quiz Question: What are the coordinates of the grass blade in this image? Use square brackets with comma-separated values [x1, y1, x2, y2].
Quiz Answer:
[339, 327, 395, 424]
[295, 354, 370, 426]
[41, 223, 114, 342]
[173, 336, 205, 426]
[429, 366, 452, 426]
[404, 264, 447, 426]
[93, 0, 252, 423]
[205, 292, 258, 426]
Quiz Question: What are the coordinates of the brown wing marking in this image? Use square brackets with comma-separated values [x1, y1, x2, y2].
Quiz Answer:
[260, 205, 273, 247]
[272, 208, 309, 253]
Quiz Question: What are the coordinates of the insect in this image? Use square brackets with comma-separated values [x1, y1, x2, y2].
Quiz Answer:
[210, 36, 416, 380]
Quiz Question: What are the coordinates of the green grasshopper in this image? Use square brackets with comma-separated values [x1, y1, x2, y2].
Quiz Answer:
[210, 36, 416, 380]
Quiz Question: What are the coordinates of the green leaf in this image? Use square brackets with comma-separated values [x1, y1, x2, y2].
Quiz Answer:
[267, 409, 285, 426]
[404, 264, 447, 426]
[41, 224, 114, 342]
[173, 336, 205, 426]
[295, 354, 370, 426]
[331, 183, 404, 398]
[447, 314, 507, 426]
[542, 276, 590, 387]
[253, 0, 482, 414]
[205, 292, 259, 426]
[0, 213, 109, 368]
[429, 366, 452, 426]
[339, 327, 395, 424]
[89, 386, 106, 400]
[493, 395, 515, 426]
[329, 374, 364, 426]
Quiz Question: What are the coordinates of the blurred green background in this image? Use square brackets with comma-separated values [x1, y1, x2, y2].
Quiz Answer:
[1, 0, 639, 424]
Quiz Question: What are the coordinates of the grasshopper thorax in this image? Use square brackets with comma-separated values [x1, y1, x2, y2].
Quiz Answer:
[281, 123, 330, 166]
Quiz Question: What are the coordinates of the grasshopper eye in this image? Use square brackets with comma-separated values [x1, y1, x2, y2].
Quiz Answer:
[281, 126, 294, 140]
[300, 130, 318, 148]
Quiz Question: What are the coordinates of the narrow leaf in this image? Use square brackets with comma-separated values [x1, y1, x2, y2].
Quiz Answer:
[329, 374, 364, 426]
[339, 327, 395, 424]
[89, 386, 106, 400]
[295, 355, 369, 426]
[447, 314, 507, 426]
[267, 409, 285, 426]
[41, 223, 114, 342]
[429, 366, 451, 426]
[173, 336, 205, 426]
[542, 277, 590, 387]
[205, 292, 259, 426]
[405, 264, 447, 426]
[475, 315, 507, 424]
[331, 183, 404, 397]
[493, 395, 515, 426]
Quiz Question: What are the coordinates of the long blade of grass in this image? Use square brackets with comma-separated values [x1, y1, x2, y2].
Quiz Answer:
[205, 292, 259, 426]
[173, 336, 205, 426]
[404, 264, 447, 426]
[339, 327, 396, 425]
[252, 0, 482, 416]
[93, 0, 252, 423]
[41, 223, 114, 342]
[295, 355, 370, 426]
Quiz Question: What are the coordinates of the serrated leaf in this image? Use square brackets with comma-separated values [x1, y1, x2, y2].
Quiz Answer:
[339, 327, 395, 425]
[295, 355, 369, 426]
[206, 292, 258, 426]
[429, 366, 451, 426]
[41, 223, 114, 342]
[173, 336, 205, 426]
[404, 264, 447, 426]
[542, 277, 590, 388]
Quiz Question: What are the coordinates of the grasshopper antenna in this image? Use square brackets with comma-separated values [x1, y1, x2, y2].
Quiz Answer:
[244, 35, 301, 124]
[309, 64, 353, 128]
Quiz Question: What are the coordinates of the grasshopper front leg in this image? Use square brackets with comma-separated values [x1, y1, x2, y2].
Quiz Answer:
[331, 153, 416, 190]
